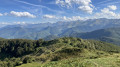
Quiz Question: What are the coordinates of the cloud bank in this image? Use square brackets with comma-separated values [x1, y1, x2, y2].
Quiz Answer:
[43, 15, 56, 19]
[42, 5, 119, 21]
[94, 5, 119, 19]
[43, 14, 87, 21]
[108, 5, 117, 10]
[56, 0, 94, 14]
[10, 11, 36, 18]
[62, 16, 86, 21]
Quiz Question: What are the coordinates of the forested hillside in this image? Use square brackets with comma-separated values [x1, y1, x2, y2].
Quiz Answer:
[0, 37, 120, 67]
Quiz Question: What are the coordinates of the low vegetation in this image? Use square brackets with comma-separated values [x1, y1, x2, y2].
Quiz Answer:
[0, 37, 120, 67]
[17, 54, 120, 67]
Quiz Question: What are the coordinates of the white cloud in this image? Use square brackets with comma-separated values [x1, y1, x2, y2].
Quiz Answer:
[0, 22, 26, 25]
[13, 22, 26, 24]
[43, 14, 87, 21]
[43, 15, 56, 19]
[0, 13, 3, 16]
[78, 5, 93, 14]
[56, 0, 94, 14]
[108, 5, 117, 10]
[0, 22, 10, 25]
[94, 6, 118, 19]
[101, 8, 116, 16]
[62, 16, 86, 21]
[0, 22, 40, 26]
[96, 5, 117, 18]
[10, 11, 36, 18]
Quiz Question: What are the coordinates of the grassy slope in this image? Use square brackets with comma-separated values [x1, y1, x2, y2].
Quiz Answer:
[16, 38, 120, 67]
[17, 38, 120, 67]
[0, 37, 120, 67]
[17, 53, 120, 67]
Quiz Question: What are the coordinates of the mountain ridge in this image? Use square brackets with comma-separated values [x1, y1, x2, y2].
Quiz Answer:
[0, 18, 120, 40]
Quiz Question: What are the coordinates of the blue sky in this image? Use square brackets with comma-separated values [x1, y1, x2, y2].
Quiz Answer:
[0, 0, 120, 25]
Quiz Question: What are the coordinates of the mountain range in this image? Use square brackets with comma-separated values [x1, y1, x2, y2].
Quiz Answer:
[0, 18, 120, 45]
[76, 27, 120, 46]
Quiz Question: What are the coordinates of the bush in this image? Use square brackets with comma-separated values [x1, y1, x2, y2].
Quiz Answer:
[23, 56, 35, 63]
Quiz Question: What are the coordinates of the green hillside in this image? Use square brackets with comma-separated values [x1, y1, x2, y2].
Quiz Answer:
[17, 54, 120, 67]
[0, 37, 120, 67]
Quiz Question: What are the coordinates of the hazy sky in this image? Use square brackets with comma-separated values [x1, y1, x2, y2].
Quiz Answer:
[0, 0, 120, 24]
